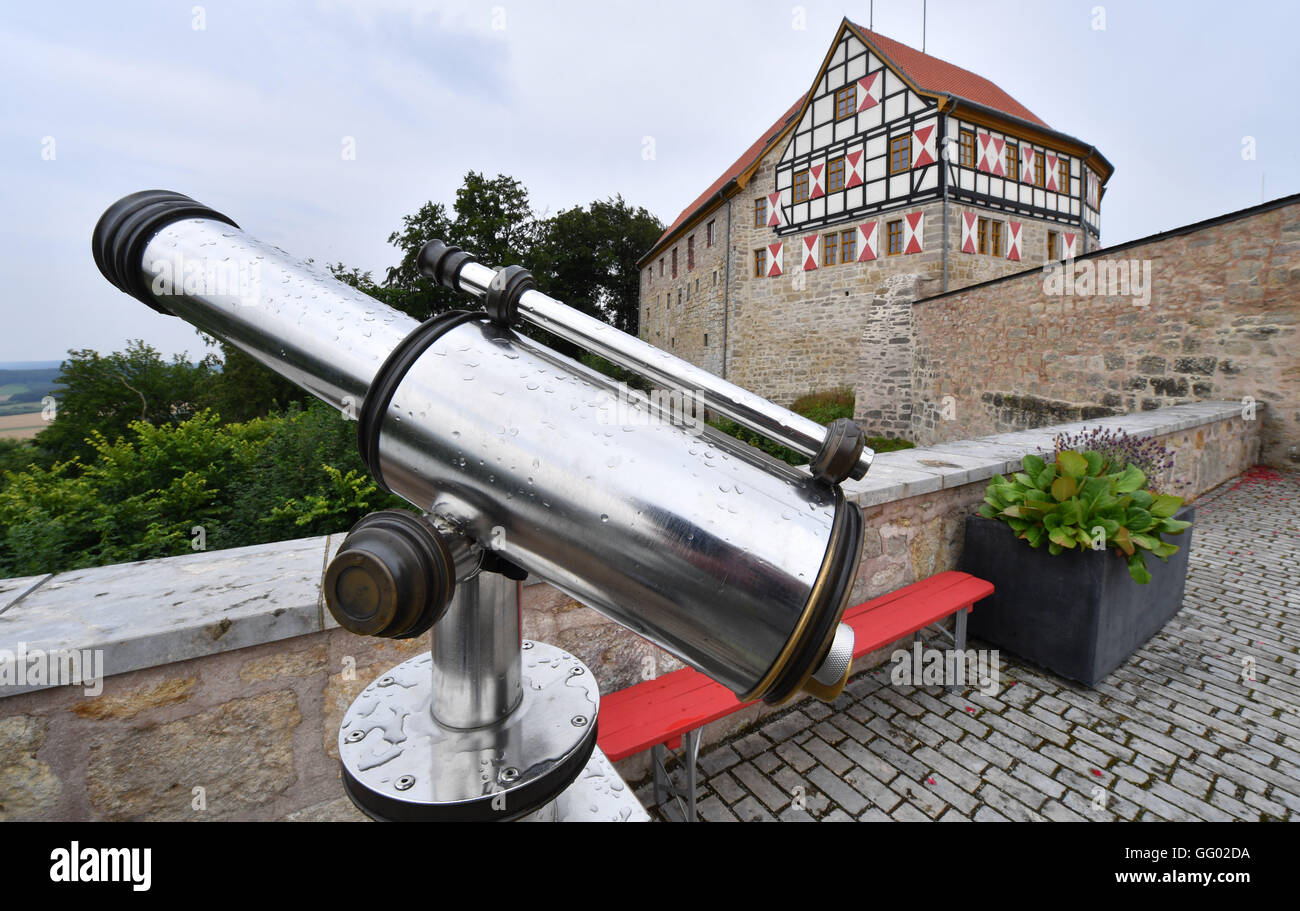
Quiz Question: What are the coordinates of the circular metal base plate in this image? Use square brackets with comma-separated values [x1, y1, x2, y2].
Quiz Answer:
[338, 641, 599, 822]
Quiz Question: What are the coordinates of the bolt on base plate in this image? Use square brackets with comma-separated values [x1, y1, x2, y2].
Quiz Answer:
[339, 641, 599, 822]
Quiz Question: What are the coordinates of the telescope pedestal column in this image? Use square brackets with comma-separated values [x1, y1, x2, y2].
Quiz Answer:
[337, 570, 626, 821]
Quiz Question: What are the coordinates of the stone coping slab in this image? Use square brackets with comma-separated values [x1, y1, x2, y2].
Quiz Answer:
[0, 402, 1247, 695]
[845, 401, 1245, 508]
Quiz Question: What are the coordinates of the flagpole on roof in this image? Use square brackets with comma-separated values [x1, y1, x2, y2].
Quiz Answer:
[923, 0, 927, 52]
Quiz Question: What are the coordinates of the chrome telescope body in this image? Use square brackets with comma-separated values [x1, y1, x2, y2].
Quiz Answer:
[91, 191, 864, 707]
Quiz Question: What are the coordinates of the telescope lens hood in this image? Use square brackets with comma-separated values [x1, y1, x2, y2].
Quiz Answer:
[92, 190, 238, 315]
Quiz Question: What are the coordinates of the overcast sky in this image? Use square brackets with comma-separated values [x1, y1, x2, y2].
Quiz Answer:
[3, 0, 1297, 363]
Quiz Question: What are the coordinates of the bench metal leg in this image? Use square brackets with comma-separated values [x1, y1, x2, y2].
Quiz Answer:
[684, 728, 701, 823]
[652, 743, 667, 807]
[650, 730, 704, 822]
[950, 608, 969, 694]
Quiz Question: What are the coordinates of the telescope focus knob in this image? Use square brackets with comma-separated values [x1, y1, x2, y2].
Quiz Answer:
[323, 510, 458, 639]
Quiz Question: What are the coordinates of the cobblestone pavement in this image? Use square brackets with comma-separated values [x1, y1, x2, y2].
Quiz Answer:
[637, 467, 1300, 822]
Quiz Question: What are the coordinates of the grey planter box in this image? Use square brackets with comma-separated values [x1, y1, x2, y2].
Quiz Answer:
[958, 507, 1195, 687]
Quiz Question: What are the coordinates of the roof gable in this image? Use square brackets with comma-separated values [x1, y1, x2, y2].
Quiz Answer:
[845, 21, 1048, 127]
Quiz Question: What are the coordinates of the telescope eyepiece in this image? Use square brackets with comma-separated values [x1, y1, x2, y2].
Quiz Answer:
[323, 510, 457, 639]
[416, 239, 477, 291]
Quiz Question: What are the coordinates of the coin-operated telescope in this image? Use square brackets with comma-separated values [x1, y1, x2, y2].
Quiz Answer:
[93, 191, 873, 821]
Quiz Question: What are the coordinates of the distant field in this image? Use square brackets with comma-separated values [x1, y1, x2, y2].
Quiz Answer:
[0, 412, 47, 440]
[0, 366, 61, 416]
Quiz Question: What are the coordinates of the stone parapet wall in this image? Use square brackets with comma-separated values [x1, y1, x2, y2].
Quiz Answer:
[0, 404, 1259, 819]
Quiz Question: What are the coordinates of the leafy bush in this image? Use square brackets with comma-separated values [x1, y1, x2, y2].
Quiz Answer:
[0, 401, 409, 577]
[978, 451, 1190, 584]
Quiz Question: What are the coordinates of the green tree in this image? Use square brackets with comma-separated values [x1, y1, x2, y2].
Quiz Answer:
[35, 341, 219, 464]
[200, 337, 308, 424]
[532, 196, 663, 335]
[362, 172, 540, 322]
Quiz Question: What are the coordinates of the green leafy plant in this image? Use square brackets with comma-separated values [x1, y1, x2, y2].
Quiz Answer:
[977, 450, 1190, 584]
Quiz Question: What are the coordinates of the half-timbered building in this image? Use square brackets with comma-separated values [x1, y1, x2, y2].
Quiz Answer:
[638, 18, 1113, 405]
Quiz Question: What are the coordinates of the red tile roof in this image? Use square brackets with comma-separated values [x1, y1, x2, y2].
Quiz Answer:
[847, 22, 1048, 128]
[644, 22, 1050, 261]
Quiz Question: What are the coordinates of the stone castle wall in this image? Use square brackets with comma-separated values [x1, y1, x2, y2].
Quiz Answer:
[892, 196, 1300, 466]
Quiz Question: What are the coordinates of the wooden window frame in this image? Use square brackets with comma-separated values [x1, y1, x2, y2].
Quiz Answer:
[990, 220, 1003, 258]
[835, 84, 856, 121]
[1047, 231, 1058, 260]
[1005, 143, 1019, 181]
[671, 247, 678, 279]
[840, 229, 856, 263]
[1034, 153, 1046, 188]
[753, 247, 768, 278]
[889, 135, 912, 174]
[886, 219, 903, 256]
[687, 235, 695, 271]
[959, 130, 975, 168]
[827, 156, 846, 193]
[1058, 157, 1070, 190]
[706, 220, 715, 247]
[822, 232, 838, 267]
[754, 198, 767, 227]
[977, 217, 989, 255]
[793, 170, 810, 204]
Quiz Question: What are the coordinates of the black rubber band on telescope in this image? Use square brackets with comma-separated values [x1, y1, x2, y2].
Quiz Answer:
[484, 265, 536, 326]
[92, 190, 239, 315]
[357, 309, 491, 493]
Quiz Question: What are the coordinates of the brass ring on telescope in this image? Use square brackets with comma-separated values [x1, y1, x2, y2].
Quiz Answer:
[740, 485, 864, 706]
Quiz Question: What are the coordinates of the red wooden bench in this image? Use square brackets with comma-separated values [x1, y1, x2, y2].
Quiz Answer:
[597, 570, 994, 821]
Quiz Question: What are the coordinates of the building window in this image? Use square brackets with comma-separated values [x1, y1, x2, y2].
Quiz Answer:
[677, 289, 683, 307]
[704, 333, 709, 346]
[977, 217, 989, 255]
[686, 284, 691, 302]
[841, 229, 856, 262]
[687, 235, 695, 271]
[887, 219, 903, 256]
[959, 130, 975, 168]
[1058, 157, 1070, 189]
[753, 247, 768, 277]
[671, 247, 678, 278]
[990, 220, 1003, 257]
[1005, 143, 1019, 181]
[793, 170, 810, 203]
[1034, 152, 1046, 187]
[706, 220, 715, 247]
[823, 232, 838, 266]
[695, 278, 699, 293]
[835, 84, 856, 120]
[827, 156, 846, 192]
[712, 270, 717, 286]
[659, 257, 664, 277]
[890, 135, 912, 173]
[1047, 231, 1058, 260]
[754, 197, 767, 227]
